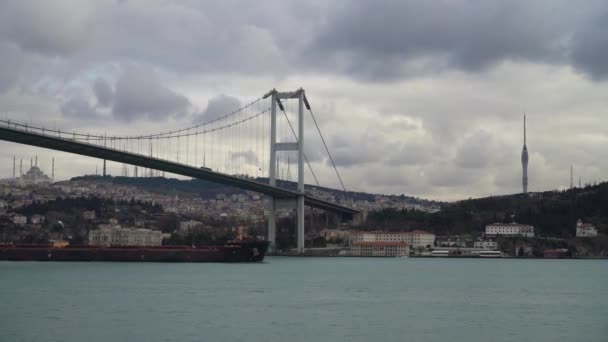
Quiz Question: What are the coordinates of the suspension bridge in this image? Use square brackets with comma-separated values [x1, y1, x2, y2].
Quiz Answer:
[0, 89, 358, 253]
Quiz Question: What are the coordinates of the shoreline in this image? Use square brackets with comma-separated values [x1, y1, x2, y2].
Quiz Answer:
[269, 253, 608, 259]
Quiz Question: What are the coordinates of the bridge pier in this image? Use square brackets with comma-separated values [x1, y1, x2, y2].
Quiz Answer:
[297, 195, 305, 253]
[267, 197, 276, 253]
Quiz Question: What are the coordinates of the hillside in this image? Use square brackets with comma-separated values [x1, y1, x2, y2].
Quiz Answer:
[365, 182, 608, 239]
[70, 175, 440, 207]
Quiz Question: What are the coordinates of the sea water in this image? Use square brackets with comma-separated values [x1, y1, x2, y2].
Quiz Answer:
[0, 257, 606, 342]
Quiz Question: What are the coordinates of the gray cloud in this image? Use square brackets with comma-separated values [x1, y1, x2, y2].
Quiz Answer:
[455, 131, 500, 169]
[0, 42, 22, 93]
[89, 1, 288, 75]
[388, 143, 433, 166]
[61, 97, 101, 120]
[0, 1, 607, 200]
[112, 65, 190, 122]
[330, 133, 392, 167]
[570, 10, 608, 80]
[93, 78, 113, 107]
[196, 95, 241, 123]
[308, 1, 608, 81]
[231, 151, 259, 165]
[0, 1, 92, 57]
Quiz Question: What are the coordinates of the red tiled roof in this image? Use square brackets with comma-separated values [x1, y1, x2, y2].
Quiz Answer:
[349, 230, 410, 234]
[487, 223, 532, 227]
[353, 241, 408, 246]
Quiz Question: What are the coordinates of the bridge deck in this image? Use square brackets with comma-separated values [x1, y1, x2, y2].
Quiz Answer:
[0, 126, 358, 216]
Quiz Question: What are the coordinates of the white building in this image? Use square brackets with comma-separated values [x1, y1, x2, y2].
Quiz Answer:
[319, 229, 350, 242]
[485, 223, 534, 238]
[351, 241, 410, 257]
[12, 215, 27, 226]
[349, 230, 435, 251]
[349, 231, 410, 243]
[180, 220, 202, 231]
[576, 219, 597, 237]
[89, 228, 163, 246]
[410, 230, 436, 249]
[474, 240, 497, 250]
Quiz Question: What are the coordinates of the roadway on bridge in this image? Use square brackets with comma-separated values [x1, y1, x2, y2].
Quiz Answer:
[0, 126, 358, 216]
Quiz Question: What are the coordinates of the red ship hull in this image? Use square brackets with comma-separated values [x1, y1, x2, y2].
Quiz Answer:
[0, 240, 269, 263]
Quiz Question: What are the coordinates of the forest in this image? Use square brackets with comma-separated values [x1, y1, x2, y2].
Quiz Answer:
[364, 182, 608, 238]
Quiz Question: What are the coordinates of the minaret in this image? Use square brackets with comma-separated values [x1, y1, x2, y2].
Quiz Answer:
[521, 115, 528, 193]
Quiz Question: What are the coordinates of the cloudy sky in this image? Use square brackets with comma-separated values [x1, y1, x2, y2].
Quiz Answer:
[0, 0, 607, 201]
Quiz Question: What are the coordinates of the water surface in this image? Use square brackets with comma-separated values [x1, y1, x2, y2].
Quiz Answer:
[1, 257, 606, 342]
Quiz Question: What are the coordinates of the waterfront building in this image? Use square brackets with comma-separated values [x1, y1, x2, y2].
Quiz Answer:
[576, 219, 597, 237]
[410, 230, 436, 249]
[349, 231, 411, 243]
[485, 223, 534, 238]
[89, 227, 163, 246]
[349, 230, 435, 252]
[474, 239, 497, 250]
[319, 229, 350, 242]
[351, 241, 409, 257]
[436, 236, 466, 248]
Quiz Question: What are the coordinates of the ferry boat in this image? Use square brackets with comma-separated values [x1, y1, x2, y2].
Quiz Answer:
[478, 250, 503, 258]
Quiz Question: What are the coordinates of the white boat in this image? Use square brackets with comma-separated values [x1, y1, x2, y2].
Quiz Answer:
[479, 250, 503, 258]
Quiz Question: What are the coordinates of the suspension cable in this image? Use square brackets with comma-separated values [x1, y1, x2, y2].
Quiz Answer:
[278, 105, 320, 187]
[307, 106, 347, 194]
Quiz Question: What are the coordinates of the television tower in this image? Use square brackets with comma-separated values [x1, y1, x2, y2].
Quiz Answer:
[521, 115, 528, 193]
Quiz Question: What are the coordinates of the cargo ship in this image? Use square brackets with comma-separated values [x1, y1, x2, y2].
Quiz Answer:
[0, 239, 269, 263]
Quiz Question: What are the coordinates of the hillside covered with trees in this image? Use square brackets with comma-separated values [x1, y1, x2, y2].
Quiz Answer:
[365, 182, 608, 239]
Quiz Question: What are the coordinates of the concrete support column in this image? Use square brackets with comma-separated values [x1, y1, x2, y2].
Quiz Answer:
[267, 91, 277, 252]
[265, 88, 306, 254]
[297, 90, 305, 253]
[297, 195, 305, 253]
[268, 197, 276, 252]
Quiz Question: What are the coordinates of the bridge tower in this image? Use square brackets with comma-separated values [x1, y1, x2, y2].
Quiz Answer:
[265, 88, 308, 253]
